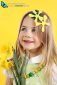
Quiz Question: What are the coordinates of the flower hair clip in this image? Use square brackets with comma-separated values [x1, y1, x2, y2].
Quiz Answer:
[29, 10, 50, 32]
[29, 10, 43, 26]
[39, 15, 50, 32]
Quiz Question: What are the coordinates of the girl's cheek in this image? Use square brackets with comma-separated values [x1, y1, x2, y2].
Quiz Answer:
[20, 31, 25, 35]
[19, 32, 22, 40]
[35, 36, 40, 43]
[19, 32, 24, 39]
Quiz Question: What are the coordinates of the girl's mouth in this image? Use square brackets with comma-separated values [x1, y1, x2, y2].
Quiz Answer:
[23, 40, 34, 43]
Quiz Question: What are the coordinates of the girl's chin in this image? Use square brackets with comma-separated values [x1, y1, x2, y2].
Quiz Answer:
[23, 46, 34, 50]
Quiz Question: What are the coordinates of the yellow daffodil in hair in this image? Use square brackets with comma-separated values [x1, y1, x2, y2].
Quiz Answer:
[40, 15, 50, 32]
[29, 10, 50, 32]
[29, 10, 43, 26]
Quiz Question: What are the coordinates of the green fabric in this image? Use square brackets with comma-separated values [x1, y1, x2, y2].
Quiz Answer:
[26, 62, 48, 85]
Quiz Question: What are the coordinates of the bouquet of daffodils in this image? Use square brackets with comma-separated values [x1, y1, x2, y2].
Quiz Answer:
[0, 45, 26, 85]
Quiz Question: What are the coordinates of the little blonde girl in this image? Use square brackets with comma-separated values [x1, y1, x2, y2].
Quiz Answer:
[5, 10, 57, 85]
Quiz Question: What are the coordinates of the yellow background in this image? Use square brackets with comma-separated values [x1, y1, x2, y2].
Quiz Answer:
[0, 0, 57, 85]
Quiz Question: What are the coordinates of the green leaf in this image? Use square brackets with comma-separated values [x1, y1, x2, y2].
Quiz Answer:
[20, 54, 26, 85]
[12, 69, 19, 85]
[13, 48, 20, 73]
[12, 47, 21, 85]
[13, 63, 20, 85]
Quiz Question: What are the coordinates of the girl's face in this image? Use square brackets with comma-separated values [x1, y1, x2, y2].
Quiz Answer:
[19, 16, 41, 51]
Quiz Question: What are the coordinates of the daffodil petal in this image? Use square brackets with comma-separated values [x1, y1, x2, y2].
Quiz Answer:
[44, 15, 47, 21]
[29, 14, 35, 17]
[36, 22, 39, 26]
[39, 11, 42, 14]
[42, 26, 45, 32]
[35, 21, 41, 26]
[39, 16, 43, 21]
[33, 10, 37, 14]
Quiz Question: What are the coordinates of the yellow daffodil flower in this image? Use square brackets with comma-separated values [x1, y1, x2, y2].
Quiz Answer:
[0, 59, 13, 69]
[0, 44, 13, 69]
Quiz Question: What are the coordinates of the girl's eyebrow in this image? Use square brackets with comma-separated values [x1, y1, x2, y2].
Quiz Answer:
[21, 26, 27, 28]
[21, 25, 37, 28]
[32, 26, 37, 28]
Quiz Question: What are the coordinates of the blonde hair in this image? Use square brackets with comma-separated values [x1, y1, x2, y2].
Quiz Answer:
[16, 10, 57, 85]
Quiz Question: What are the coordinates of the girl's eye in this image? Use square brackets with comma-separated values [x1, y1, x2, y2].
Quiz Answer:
[21, 28, 26, 31]
[32, 28, 36, 32]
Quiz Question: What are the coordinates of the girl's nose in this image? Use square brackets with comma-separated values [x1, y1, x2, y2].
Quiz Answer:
[24, 35, 31, 38]
[25, 30, 32, 37]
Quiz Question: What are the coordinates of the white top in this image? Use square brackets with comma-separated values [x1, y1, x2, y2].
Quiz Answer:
[28, 54, 44, 64]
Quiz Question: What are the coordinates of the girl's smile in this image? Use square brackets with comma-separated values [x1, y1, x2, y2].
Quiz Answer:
[22, 37, 34, 44]
[23, 40, 34, 43]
